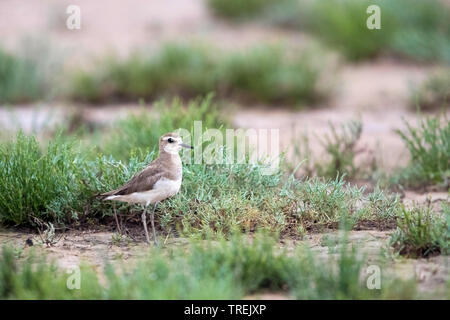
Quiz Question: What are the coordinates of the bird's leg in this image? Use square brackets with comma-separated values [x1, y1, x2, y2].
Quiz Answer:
[150, 202, 159, 246]
[141, 205, 151, 244]
[113, 202, 122, 234]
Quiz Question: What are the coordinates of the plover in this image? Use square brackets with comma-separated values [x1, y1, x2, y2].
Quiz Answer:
[99, 132, 193, 245]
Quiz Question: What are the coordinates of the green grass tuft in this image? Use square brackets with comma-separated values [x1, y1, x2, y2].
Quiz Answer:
[388, 0, 450, 63]
[219, 45, 331, 105]
[394, 114, 449, 188]
[0, 130, 402, 234]
[306, 0, 394, 61]
[69, 44, 216, 103]
[316, 120, 364, 179]
[390, 205, 448, 258]
[207, 0, 281, 21]
[0, 47, 52, 104]
[208, 0, 450, 63]
[310, 0, 450, 62]
[0, 132, 87, 225]
[102, 95, 226, 160]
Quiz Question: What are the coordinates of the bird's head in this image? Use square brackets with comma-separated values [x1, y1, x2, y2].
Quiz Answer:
[159, 132, 193, 155]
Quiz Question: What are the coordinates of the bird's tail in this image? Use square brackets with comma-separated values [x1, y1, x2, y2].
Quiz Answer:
[95, 190, 117, 201]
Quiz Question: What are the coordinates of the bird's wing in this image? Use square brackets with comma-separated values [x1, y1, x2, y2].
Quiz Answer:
[100, 161, 165, 197]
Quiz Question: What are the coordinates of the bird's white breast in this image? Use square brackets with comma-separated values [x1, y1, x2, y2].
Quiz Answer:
[153, 176, 182, 197]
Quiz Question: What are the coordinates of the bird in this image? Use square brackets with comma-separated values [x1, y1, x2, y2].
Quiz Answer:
[98, 132, 193, 245]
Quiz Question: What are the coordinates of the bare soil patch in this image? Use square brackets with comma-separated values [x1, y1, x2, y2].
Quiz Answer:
[1, 228, 447, 297]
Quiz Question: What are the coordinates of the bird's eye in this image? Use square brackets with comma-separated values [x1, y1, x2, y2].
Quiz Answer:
[168, 138, 174, 143]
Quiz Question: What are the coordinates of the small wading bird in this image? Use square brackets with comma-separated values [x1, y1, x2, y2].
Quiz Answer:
[98, 132, 193, 245]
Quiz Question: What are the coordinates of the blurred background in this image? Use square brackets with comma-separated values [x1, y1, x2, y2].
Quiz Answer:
[1, 1, 449, 299]
[0, 0, 448, 179]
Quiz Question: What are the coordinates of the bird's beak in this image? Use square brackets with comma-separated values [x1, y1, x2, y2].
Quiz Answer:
[180, 143, 193, 149]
